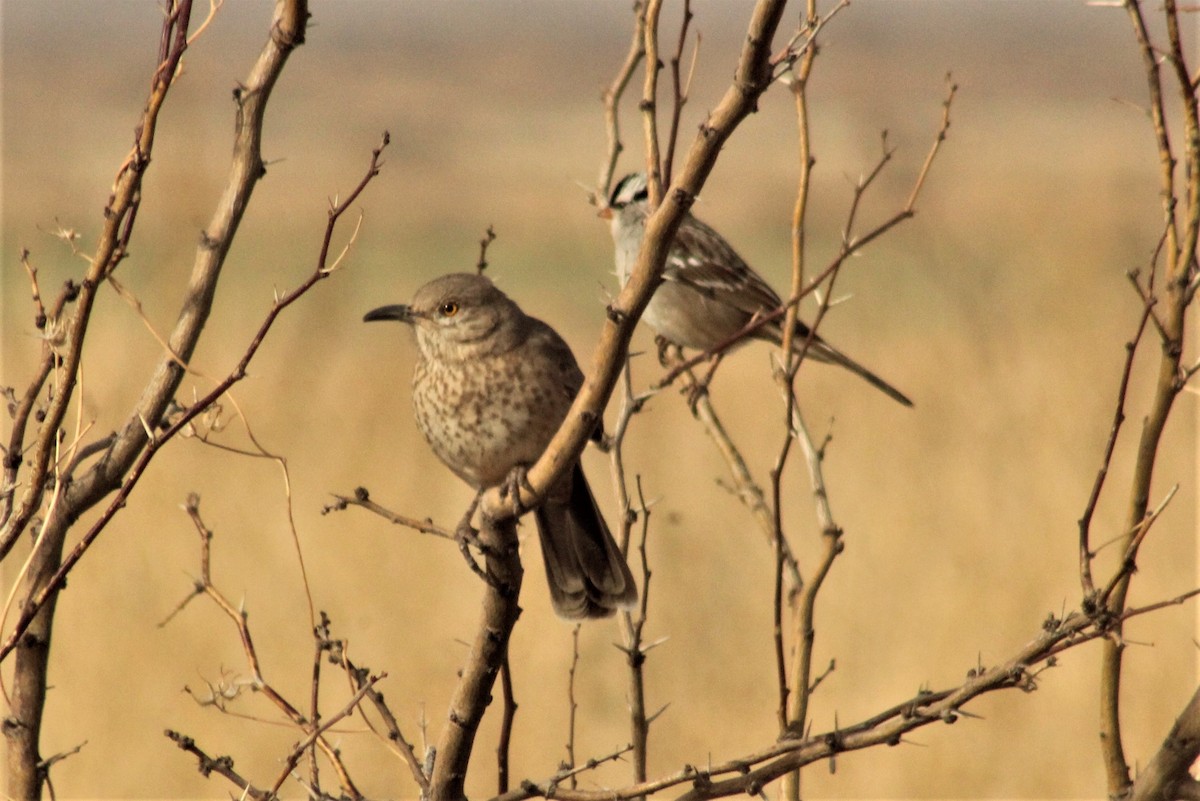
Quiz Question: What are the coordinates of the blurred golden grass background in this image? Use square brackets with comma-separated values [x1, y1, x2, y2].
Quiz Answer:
[1, 0, 1196, 797]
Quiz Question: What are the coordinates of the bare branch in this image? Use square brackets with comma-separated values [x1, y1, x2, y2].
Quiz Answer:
[1130, 682, 1200, 801]
[904, 75, 957, 213]
[169, 494, 365, 798]
[783, 405, 842, 741]
[641, 0, 666, 205]
[0, 132, 389, 664]
[429, 514, 524, 801]
[491, 592, 1197, 801]
[478, 0, 794, 562]
[498, 653, 518, 794]
[1078, 284, 1155, 603]
[565, 623, 582, 787]
[326, 486, 458, 541]
[618, 475, 656, 785]
[166, 729, 270, 801]
[597, 1, 647, 204]
[686, 376, 802, 588]
[1101, 2, 1199, 792]
[328, 639, 430, 793]
[265, 674, 383, 799]
[477, 224, 498, 276]
[1097, 483, 1180, 610]
[494, 745, 636, 801]
[661, 0, 695, 188]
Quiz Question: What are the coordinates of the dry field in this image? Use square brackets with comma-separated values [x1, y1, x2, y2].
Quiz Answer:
[1, 1, 1196, 797]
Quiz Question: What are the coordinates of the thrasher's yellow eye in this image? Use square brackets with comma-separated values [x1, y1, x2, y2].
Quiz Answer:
[439, 301, 459, 317]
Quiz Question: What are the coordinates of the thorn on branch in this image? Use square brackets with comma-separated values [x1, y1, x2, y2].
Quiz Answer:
[320, 496, 348, 514]
[165, 729, 267, 799]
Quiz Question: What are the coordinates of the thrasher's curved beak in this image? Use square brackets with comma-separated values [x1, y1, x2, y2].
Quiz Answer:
[363, 304, 413, 324]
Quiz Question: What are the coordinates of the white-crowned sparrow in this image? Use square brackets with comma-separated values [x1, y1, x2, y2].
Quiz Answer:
[365, 273, 637, 619]
[603, 172, 912, 406]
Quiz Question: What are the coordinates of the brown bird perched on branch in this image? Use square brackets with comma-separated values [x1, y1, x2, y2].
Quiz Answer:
[364, 272, 637, 619]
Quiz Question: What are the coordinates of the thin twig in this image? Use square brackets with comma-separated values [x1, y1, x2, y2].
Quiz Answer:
[166, 729, 270, 801]
[685, 375, 802, 589]
[903, 75, 957, 212]
[1101, 3, 1197, 793]
[488, 589, 1199, 801]
[641, 0, 666, 205]
[768, 364, 802, 740]
[607, 351, 655, 791]
[330, 642, 430, 793]
[769, 0, 849, 78]
[0, 133, 390, 664]
[20, 249, 47, 330]
[618, 474, 656, 787]
[784, 404, 842, 742]
[597, 0, 647, 203]
[661, 0, 695, 188]
[179, 494, 363, 798]
[265, 675, 382, 799]
[1097, 483, 1180, 609]
[1077, 281, 1154, 603]
[779, 0, 821, 361]
[309, 612, 330, 791]
[495, 744, 636, 801]
[325, 487, 457, 541]
[566, 623, 582, 788]
[477, 224, 497, 276]
[498, 652, 517, 794]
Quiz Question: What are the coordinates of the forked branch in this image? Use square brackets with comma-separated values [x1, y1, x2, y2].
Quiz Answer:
[0, 132, 389, 664]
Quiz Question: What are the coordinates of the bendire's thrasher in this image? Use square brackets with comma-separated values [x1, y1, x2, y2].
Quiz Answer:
[365, 272, 637, 620]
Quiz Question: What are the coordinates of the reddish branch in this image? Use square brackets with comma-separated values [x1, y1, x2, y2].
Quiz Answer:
[0, 2, 194, 558]
[1, 5, 202, 798]
[0, 132, 389, 665]
[3, 10, 318, 796]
